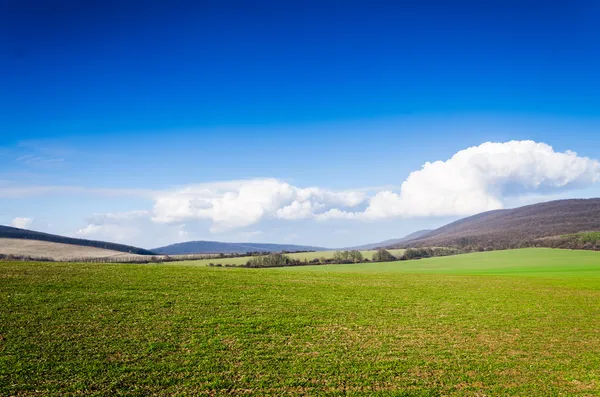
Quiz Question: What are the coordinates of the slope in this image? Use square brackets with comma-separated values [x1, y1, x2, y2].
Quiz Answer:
[390, 198, 600, 250]
[348, 229, 432, 250]
[0, 238, 147, 261]
[0, 225, 155, 255]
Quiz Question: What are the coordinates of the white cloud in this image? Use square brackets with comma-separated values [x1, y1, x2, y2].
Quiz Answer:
[87, 210, 150, 224]
[315, 208, 360, 220]
[11, 217, 33, 229]
[276, 200, 324, 220]
[359, 140, 600, 219]
[77, 224, 140, 242]
[151, 178, 367, 232]
[76, 212, 150, 242]
[75, 210, 189, 247]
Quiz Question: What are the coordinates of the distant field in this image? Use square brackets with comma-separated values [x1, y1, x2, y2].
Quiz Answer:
[0, 238, 146, 261]
[180, 248, 407, 266]
[2, 248, 600, 395]
[281, 247, 600, 276]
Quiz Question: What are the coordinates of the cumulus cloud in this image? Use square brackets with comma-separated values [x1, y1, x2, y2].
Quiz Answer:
[276, 200, 325, 220]
[151, 179, 366, 232]
[11, 217, 33, 229]
[356, 140, 600, 219]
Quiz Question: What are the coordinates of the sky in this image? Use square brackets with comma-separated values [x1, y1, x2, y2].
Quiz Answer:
[1, 0, 600, 249]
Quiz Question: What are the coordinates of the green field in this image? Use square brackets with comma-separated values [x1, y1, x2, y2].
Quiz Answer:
[1, 248, 600, 395]
[179, 248, 406, 266]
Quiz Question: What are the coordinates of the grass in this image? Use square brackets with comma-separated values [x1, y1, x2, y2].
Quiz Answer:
[281, 248, 600, 276]
[1, 248, 600, 396]
[179, 248, 407, 266]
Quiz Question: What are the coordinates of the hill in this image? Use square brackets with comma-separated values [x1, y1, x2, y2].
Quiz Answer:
[390, 198, 600, 250]
[347, 229, 432, 250]
[0, 238, 148, 261]
[153, 240, 327, 255]
[0, 225, 156, 255]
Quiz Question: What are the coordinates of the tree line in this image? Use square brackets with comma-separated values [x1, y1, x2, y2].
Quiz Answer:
[208, 247, 464, 268]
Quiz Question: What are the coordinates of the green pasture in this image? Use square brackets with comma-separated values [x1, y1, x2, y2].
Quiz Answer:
[1, 248, 600, 396]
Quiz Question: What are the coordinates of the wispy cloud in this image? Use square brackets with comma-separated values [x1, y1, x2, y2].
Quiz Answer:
[0, 139, 76, 168]
[16, 139, 77, 158]
[0, 185, 158, 199]
[16, 154, 65, 166]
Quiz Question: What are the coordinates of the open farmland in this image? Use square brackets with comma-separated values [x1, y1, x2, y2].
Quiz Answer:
[1, 248, 600, 396]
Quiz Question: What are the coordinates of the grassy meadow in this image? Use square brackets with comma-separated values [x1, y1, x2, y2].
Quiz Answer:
[1, 248, 600, 395]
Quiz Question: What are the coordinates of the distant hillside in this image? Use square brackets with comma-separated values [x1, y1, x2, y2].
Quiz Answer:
[0, 225, 156, 255]
[153, 241, 327, 255]
[348, 230, 432, 250]
[389, 198, 600, 250]
[0, 238, 149, 261]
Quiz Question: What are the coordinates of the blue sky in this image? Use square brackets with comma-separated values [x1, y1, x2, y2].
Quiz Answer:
[1, 1, 600, 248]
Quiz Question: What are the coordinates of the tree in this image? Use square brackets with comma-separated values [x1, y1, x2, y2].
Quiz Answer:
[348, 250, 364, 263]
[332, 250, 364, 263]
[372, 248, 396, 262]
[246, 253, 291, 267]
[332, 250, 347, 262]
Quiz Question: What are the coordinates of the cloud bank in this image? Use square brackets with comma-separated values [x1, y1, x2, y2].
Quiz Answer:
[151, 179, 366, 232]
[43, 140, 600, 244]
[148, 141, 600, 228]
